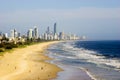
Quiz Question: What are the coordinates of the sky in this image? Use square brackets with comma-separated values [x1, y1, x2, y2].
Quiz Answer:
[0, 0, 120, 40]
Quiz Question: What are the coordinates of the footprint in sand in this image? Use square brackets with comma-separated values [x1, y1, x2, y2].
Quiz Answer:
[41, 67, 43, 70]
[15, 66, 16, 69]
[29, 70, 31, 72]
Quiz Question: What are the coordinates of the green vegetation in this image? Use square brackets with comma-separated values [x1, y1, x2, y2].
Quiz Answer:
[0, 39, 57, 55]
[0, 48, 5, 52]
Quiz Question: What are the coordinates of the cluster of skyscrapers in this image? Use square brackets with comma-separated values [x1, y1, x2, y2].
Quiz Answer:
[0, 23, 80, 44]
[26, 23, 79, 41]
[27, 27, 38, 39]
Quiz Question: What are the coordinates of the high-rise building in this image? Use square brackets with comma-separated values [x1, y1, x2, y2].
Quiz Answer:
[27, 29, 33, 39]
[11, 29, 15, 39]
[5, 33, 8, 38]
[59, 32, 64, 40]
[44, 33, 48, 40]
[14, 29, 18, 38]
[54, 23, 57, 35]
[47, 26, 50, 34]
[54, 33, 58, 40]
[11, 29, 18, 39]
[18, 33, 21, 37]
[34, 26, 38, 39]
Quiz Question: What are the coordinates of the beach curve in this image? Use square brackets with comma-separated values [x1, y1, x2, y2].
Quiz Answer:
[0, 41, 62, 80]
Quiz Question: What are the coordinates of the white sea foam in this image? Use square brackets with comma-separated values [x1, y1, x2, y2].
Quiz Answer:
[62, 41, 120, 71]
[79, 67, 97, 80]
[47, 41, 120, 80]
[75, 48, 120, 71]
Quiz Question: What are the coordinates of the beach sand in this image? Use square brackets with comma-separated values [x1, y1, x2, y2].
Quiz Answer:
[0, 41, 62, 80]
[0, 41, 94, 80]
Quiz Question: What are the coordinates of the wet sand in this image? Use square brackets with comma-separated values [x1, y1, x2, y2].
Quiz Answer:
[0, 41, 94, 80]
[51, 63, 93, 80]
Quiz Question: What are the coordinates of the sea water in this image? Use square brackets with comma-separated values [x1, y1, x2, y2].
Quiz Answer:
[46, 40, 120, 80]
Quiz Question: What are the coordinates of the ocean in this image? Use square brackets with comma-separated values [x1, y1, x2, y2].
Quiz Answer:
[46, 40, 120, 80]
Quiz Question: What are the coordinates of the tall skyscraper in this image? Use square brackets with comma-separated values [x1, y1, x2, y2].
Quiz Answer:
[27, 29, 33, 39]
[10, 29, 17, 39]
[34, 26, 38, 39]
[54, 23, 57, 35]
[11, 30, 14, 39]
[47, 26, 50, 34]
[14, 29, 18, 38]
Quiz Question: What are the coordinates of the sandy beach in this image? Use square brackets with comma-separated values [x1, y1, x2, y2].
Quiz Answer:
[0, 41, 62, 80]
[0, 41, 94, 80]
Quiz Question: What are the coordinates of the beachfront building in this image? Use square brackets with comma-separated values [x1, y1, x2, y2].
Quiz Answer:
[10, 29, 15, 39]
[46, 26, 50, 34]
[2, 33, 8, 39]
[54, 33, 59, 40]
[27, 29, 33, 39]
[18, 33, 21, 38]
[27, 26, 39, 40]
[5, 33, 8, 38]
[33, 26, 39, 39]
[44, 33, 48, 40]
[10, 29, 18, 39]
[59, 32, 65, 40]
[54, 23, 57, 35]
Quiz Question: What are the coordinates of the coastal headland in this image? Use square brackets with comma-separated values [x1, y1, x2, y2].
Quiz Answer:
[0, 41, 62, 80]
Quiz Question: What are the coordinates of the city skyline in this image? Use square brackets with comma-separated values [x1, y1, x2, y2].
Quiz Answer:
[0, 0, 120, 40]
[0, 22, 80, 41]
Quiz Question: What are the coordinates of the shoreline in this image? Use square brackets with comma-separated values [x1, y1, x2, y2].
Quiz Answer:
[79, 67, 97, 80]
[0, 41, 62, 80]
[0, 41, 96, 80]
[48, 60, 95, 80]
[46, 44, 96, 80]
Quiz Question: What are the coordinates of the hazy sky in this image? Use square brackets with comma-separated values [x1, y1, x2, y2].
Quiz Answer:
[0, 0, 120, 40]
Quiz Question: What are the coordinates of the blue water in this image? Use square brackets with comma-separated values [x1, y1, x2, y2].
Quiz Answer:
[75, 40, 120, 58]
[46, 40, 120, 80]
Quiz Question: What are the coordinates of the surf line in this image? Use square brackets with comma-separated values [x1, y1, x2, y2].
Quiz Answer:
[79, 67, 97, 80]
